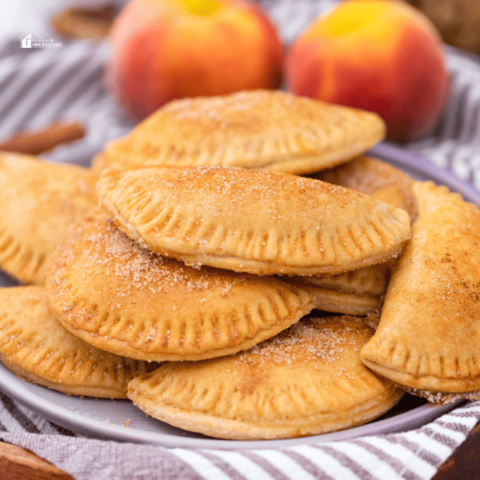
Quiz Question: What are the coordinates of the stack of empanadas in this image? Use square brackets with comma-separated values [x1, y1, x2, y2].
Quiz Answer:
[1, 90, 478, 441]
[47, 163, 409, 439]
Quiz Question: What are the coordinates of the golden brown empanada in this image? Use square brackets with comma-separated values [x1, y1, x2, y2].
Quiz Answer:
[288, 263, 391, 315]
[92, 90, 385, 175]
[313, 156, 417, 218]
[98, 166, 411, 276]
[0, 286, 152, 398]
[46, 210, 315, 362]
[128, 316, 403, 440]
[361, 181, 480, 402]
[0, 153, 96, 284]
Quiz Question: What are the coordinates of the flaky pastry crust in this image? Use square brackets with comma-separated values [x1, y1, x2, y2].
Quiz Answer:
[287, 263, 390, 315]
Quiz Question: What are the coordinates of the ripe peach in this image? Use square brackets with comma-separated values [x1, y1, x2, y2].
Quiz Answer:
[106, 0, 283, 120]
[285, 0, 449, 143]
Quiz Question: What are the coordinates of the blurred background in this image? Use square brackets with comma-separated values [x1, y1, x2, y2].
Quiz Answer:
[1, 0, 119, 42]
[0, 0, 480, 187]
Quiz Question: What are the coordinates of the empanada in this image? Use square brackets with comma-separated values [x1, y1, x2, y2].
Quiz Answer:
[92, 90, 385, 175]
[361, 181, 480, 402]
[0, 286, 152, 398]
[0, 153, 96, 284]
[46, 210, 315, 361]
[288, 263, 391, 315]
[98, 166, 411, 276]
[313, 156, 417, 218]
[128, 316, 403, 440]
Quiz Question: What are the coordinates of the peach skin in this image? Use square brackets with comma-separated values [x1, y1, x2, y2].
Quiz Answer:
[106, 0, 283, 120]
[285, 0, 449, 143]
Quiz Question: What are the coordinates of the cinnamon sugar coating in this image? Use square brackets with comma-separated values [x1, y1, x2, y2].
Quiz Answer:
[98, 166, 411, 276]
[46, 210, 315, 361]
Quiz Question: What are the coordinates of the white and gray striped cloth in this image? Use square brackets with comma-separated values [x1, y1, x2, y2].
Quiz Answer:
[1, 1, 480, 478]
[2, 391, 480, 480]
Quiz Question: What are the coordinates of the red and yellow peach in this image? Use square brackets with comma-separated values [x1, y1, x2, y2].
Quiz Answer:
[106, 0, 283, 120]
[285, 0, 449, 143]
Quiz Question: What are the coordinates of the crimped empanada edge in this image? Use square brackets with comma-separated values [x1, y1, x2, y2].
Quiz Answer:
[106, 203, 408, 276]
[361, 357, 480, 399]
[290, 264, 391, 297]
[99, 169, 410, 277]
[0, 226, 47, 285]
[48, 299, 312, 362]
[0, 353, 128, 399]
[254, 129, 385, 175]
[93, 116, 384, 175]
[127, 379, 403, 440]
[46, 270, 316, 362]
[142, 240, 406, 277]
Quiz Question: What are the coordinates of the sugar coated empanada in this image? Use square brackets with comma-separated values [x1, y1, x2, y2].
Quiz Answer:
[46, 211, 315, 361]
[0, 286, 152, 398]
[361, 182, 480, 402]
[93, 90, 385, 175]
[128, 316, 403, 440]
[0, 153, 96, 284]
[98, 166, 411, 276]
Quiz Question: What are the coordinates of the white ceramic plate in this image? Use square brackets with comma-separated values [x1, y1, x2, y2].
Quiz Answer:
[0, 143, 475, 449]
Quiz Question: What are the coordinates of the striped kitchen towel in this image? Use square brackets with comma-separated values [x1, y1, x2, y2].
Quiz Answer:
[1, 392, 480, 480]
[0, 1, 480, 479]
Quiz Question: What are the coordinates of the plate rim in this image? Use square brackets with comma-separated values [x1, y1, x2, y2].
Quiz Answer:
[0, 365, 463, 449]
[0, 142, 475, 449]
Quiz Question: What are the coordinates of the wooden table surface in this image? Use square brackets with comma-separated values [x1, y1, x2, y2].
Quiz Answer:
[1, 422, 480, 479]
[432, 419, 480, 479]
[0, 441, 73, 480]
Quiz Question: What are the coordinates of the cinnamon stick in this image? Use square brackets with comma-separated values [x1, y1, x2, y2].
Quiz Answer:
[0, 122, 85, 155]
[51, 7, 116, 40]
